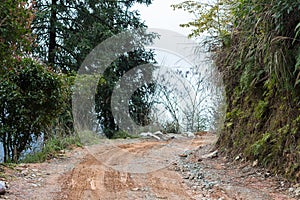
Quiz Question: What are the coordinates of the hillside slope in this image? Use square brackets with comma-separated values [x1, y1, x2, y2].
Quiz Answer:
[215, 0, 300, 181]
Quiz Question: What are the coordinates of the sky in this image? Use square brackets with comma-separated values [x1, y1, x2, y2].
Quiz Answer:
[131, 1, 221, 131]
[132, 0, 198, 67]
[133, 0, 194, 36]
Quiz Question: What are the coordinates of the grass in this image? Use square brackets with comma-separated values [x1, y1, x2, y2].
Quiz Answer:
[21, 134, 82, 163]
[111, 130, 140, 139]
[0, 163, 18, 169]
[20, 130, 140, 163]
[77, 130, 103, 145]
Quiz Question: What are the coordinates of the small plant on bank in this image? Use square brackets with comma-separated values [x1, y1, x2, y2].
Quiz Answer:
[20, 135, 82, 163]
[111, 130, 140, 139]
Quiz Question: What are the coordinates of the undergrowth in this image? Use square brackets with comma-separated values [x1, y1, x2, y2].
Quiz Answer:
[21, 134, 82, 163]
[111, 130, 140, 139]
[174, 0, 300, 181]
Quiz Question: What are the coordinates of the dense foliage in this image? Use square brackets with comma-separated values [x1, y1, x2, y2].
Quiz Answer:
[0, 1, 67, 162]
[96, 50, 156, 138]
[0, 0, 157, 162]
[0, 59, 66, 162]
[175, 0, 300, 180]
[32, 0, 151, 72]
[32, 0, 156, 138]
[0, 0, 33, 68]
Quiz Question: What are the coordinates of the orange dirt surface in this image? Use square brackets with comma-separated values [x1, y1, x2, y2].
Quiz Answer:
[0, 132, 296, 200]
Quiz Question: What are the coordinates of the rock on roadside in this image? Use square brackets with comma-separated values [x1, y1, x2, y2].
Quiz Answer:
[0, 181, 6, 195]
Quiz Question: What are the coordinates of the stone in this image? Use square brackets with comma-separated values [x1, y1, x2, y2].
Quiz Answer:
[235, 155, 241, 161]
[178, 153, 188, 158]
[191, 185, 198, 190]
[153, 131, 163, 136]
[197, 173, 204, 179]
[252, 159, 258, 167]
[202, 150, 218, 159]
[293, 183, 300, 188]
[131, 187, 139, 191]
[189, 174, 195, 180]
[140, 132, 161, 140]
[0, 181, 6, 195]
[21, 169, 29, 176]
[183, 132, 195, 138]
[264, 172, 271, 178]
[294, 187, 300, 196]
[288, 187, 294, 193]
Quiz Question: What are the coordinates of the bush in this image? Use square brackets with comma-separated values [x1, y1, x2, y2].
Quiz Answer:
[0, 58, 67, 162]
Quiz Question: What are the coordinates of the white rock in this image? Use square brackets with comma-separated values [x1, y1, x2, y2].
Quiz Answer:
[0, 181, 6, 195]
[235, 155, 241, 161]
[202, 150, 218, 159]
[31, 183, 39, 187]
[153, 131, 163, 135]
[140, 132, 160, 140]
[252, 159, 258, 167]
[21, 169, 29, 176]
[140, 132, 151, 137]
[131, 187, 139, 191]
[183, 132, 195, 138]
[295, 187, 300, 196]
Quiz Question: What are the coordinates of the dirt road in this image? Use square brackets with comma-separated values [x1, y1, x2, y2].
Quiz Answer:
[1, 133, 297, 200]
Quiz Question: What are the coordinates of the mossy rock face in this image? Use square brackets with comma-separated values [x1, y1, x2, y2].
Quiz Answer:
[202, 0, 300, 182]
[217, 68, 300, 181]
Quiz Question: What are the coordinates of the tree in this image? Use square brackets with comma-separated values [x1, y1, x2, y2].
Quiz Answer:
[171, 0, 231, 50]
[32, 0, 153, 73]
[32, 0, 157, 138]
[0, 59, 66, 162]
[153, 65, 220, 133]
[0, 0, 33, 72]
[96, 50, 157, 138]
[0, 1, 67, 162]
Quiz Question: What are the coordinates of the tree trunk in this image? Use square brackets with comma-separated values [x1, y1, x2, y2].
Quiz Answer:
[3, 135, 7, 163]
[48, 0, 57, 68]
[13, 145, 17, 163]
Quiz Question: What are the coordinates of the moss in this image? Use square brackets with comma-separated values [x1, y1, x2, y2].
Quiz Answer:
[250, 132, 271, 157]
[225, 122, 233, 128]
[285, 161, 300, 179]
[213, 0, 300, 182]
[217, 82, 300, 181]
[254, 100, 268, 119]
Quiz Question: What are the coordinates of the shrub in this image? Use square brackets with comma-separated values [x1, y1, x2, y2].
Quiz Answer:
[0, 58, 67, 162]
